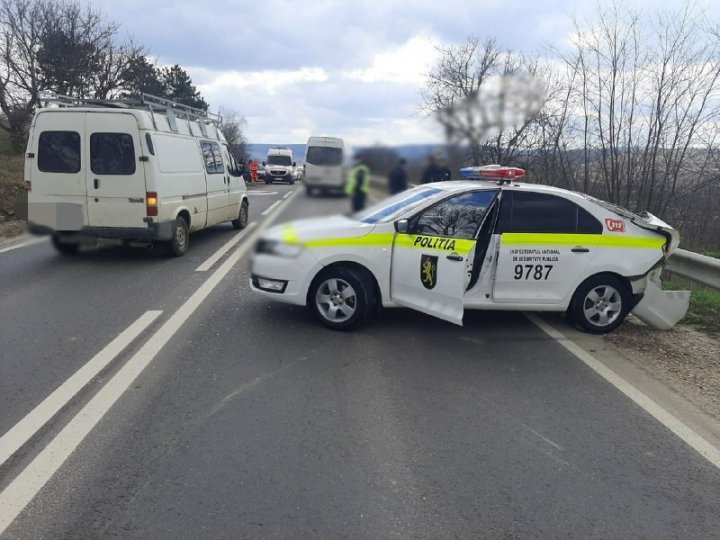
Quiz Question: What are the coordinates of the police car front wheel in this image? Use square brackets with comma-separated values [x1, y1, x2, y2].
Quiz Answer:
[309, 267, 373, 330]
[569, 275, 630, 334]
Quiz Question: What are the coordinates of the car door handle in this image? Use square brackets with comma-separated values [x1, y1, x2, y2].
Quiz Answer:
[571, 247, 590, 253]
[446, 253, 464, 262]
[93, 178, 99, 189]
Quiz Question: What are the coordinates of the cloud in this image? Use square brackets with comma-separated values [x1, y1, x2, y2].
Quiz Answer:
[93, 0, 720, 144]
[341, 34, 438, 84]
[195, 65, 442, 145]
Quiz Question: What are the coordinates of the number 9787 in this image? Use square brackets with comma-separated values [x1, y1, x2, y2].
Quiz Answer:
[514, 264, 553, 280]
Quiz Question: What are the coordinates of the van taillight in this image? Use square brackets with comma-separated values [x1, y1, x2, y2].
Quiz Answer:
[146, 192, 158, 216]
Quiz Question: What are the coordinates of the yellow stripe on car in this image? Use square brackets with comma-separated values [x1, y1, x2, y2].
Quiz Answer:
[500, 233, 664, 249]
[304, 234, 395, 248]
[280, 229, 475, 254]
[394, 234, 475, 255]
[282, 224, 299, 244]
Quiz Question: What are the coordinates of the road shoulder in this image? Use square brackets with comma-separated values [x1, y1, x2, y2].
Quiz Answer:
[535, 313, 720, 467]
[604, 318, 720, 421]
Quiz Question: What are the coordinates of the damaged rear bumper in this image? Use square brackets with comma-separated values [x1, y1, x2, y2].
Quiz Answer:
[631, 280, 690, 330]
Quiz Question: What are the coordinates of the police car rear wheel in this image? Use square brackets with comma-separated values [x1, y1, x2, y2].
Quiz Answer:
[570, 275, 629, 334]
[310, 268, 371, 330]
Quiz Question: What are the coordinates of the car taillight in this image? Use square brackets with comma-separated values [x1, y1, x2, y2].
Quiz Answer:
[146, 191, 158, 216]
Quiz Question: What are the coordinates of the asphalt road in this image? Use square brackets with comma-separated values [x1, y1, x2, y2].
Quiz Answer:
[1, 183, 719, 539]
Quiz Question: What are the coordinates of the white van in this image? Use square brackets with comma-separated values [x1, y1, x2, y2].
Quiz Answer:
[264, 148, 295, 185]
[25, 93, 249, 256]
[304, 136, 344, 196]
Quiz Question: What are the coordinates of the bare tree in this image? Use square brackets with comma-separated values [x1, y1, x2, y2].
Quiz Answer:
[422, 37, 546, 165]
[0, 0, 142, 150]
[219, 108, 249, 162]
[552, 2, 720, 246]
[0, 0, 47, 150]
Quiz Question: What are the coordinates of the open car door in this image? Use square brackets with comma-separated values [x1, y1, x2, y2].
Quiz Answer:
[389, 190, 499, 325]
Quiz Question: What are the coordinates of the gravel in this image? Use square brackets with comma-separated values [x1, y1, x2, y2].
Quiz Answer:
[606, 317, 720, 420]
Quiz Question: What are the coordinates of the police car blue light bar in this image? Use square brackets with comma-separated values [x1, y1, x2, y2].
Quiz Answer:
[459, 165, 526, 180]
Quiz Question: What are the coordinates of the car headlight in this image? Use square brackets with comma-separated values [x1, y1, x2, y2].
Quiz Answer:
[255, 239, 304, 257]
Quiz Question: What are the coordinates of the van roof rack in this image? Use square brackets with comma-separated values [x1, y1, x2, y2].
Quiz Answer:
[38, 91, 223, 128]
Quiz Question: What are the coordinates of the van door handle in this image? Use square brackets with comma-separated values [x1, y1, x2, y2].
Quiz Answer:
[446, 253, 464, 262]
[571, 247, 590, 253]
[93, 178, 99, 189]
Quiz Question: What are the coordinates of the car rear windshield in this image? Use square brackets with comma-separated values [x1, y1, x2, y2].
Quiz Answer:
[584, 194, 645, 221]
[268, 155, 292, 166]
[306, 147, 343, 166]
[355, 187, 443, 224]
[38, 131, 81, 173]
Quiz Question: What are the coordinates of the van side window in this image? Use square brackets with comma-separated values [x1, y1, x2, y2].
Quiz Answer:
[38, 131, 81, 173]
[90, 133, 136, 175]
[496, 191, 602, 234]
[222, 144, 237, 172]
[201, 141, 224, 174]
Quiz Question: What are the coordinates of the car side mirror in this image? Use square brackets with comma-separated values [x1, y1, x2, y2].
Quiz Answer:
[293, 161, 297, 167]
[395, 219, 409, 233]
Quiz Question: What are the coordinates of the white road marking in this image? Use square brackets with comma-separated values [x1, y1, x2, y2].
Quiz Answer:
[0, 187, 303, 536]
[0, 310, 162, 468]
[526, 313, 720, 471]
[261, 200, 281, 216]
[247, 191, 278, 196]
[195, 222, 257, 272]
[283, 191, 292, 199]
[0, 236, 47, 255]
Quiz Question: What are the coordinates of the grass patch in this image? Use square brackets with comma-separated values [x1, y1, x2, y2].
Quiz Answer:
[664, 280, 720, 335]
[705, 250, 720, 260]
[0, 130, 13, 155]
[0, 154, 24, 220]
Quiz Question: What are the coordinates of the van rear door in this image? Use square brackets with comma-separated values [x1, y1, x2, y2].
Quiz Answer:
[85, 113, 147, 229]
[29, 111, 87, 230]
[305, 144, 344, 188]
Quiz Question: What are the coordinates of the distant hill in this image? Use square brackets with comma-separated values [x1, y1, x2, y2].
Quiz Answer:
[248, 142, 450, 164]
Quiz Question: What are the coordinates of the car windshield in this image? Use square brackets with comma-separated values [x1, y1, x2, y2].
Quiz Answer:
[306, 147, 343, 166]
[354, 186, 444, 224]
[268, 155, 292, 166]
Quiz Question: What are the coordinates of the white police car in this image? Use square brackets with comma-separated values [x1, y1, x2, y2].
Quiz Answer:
[250, 166, 689, 333]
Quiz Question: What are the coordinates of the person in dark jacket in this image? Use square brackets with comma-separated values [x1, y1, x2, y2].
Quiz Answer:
[438, 158, 452, 181]
[420, 155, 443, 184]
[388, 158, 408, 194]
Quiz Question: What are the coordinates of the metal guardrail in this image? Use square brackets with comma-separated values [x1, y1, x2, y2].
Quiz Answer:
[370, 175, 720, 290]
[667, 249, 720, 290]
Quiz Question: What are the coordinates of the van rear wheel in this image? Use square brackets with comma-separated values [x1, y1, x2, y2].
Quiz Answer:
[51, 234, 79, 255]
[163, 216, 189, 257]
[232, 200, 249, 230]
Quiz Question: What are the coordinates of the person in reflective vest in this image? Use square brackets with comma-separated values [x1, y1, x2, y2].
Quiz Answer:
[346, 158, 371, 212]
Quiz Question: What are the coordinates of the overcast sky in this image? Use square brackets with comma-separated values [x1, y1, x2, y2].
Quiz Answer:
[95, 0, 717, 146]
